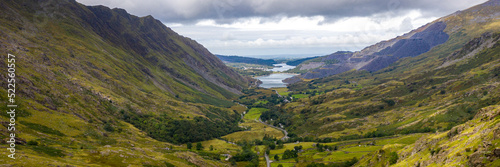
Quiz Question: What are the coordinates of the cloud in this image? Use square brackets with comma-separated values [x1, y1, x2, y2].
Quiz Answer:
[170, 10, 437, 56]
[76, 0, 487, 23]
[75, 0, 489, 56]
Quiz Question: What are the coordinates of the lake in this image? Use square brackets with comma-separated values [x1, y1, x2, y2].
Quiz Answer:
[269, 63, 296, 72]
[255, 64, 297, 88]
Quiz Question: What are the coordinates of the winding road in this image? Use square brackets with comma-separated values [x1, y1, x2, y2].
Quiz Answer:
[265, 152, 271, 167]
[238, 103, 289, 167]
[258, 118, 289, 140]
[257, 117, 289, 167]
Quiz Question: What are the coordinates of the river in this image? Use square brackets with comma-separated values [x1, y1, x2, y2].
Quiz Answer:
[255, 63, 297, 88]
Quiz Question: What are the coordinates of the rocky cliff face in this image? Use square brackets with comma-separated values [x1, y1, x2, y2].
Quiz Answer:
[286, 21, 449, 83]
[394, 105, 500, 167]
[0, 0, 252, 165]
[287, 0, 500, 83]
[0, 0, 252, 102]
[79, 3, 250, 95]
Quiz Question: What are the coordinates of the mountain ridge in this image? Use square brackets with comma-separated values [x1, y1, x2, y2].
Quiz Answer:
[0, 0, 253, 165]
[286, 0, 500, 83]
[216, 54, 278, 66]
[274, 1, 500, 166]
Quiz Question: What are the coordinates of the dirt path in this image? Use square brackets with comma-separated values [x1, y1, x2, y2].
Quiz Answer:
[258, 118, 289, 140]
[265, 152, 270, 167]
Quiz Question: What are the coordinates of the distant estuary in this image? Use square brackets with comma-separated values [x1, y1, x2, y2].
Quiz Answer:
[255, 63, 297, 88]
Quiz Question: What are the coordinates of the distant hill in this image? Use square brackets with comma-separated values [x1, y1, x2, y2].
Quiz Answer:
[285, 56, 321, 66]
[286, 13, 457, 82]
[216, 54, 277, 66]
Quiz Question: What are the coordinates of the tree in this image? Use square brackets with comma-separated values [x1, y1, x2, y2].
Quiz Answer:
[104, 123, 114, 132]
[210, 145, 214, 151]
[282, 149, 298, 159]
[277, 140, 284, 149]
[389, 152, 398, 165]
[187, 142, 192, 149]
[230, 158, 237, 166]
[274, 154, 280, 161]
[277, 164, 283, 167]
[27, 140, 39, 146]
[344, 157, 358, 166]
[316, 143, 324, 152]
[196, 142, 203, 150]
[383, 99, 395, 106]
[268, 142, 276, 149]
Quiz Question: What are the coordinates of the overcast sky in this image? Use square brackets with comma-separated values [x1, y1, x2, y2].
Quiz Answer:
[76, 0, 487, 58]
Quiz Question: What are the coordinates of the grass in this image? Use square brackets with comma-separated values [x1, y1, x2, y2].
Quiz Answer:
[30, 145, 65, 157]
[2, 0, 500, 166]
[376, 134, 425, 145]
[20, 121, 65, 137]
[271, 162, 296, 167]
[269, 142, 315, 155]
[322, 151, 366, 162]
[222, 122, 284, 142]
[244, 108, 268, 120]
[230, 104, 248, 114]
[272, 87, 291, 96]
[342, 145, 383, 152]
[292, 94, 309, 99]
[255, 100, 269, 105]
[201, 139, 240, 153]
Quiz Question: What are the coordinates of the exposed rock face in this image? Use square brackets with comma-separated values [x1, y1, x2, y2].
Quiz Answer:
[439, 32, 499, 69]
[286, 21, 449, 83]
[77, 3, 250, 95]
[395, 105, 500, 167]
[1, 0, 252, 101]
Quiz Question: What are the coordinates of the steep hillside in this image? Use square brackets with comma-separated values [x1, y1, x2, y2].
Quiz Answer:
[281, 0, 500, 148]
[357, 105, 500, 167]
[286, 56, 320, 66]
[395, 105, 500, 167]
[0, 0, 251, 165]
[286, 0, 499, 83]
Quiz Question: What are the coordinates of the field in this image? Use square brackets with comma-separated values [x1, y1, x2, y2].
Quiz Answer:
[222, 122, 284, 142]
[272, 87, 291, 96]
[230, 104, 248, 114]
[266, 133, 425, 166]
[291, 94, 309, 99]
[201, 139, 241, 154]
[244, 108, 268, 120]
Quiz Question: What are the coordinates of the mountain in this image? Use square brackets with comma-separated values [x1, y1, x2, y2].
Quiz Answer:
[0, 0, 252, 165]
[286, 56, 321, 66]
[270, 0, 500, 166]
[216, 54, 277, 66]
[286, 0, 500, 146]
[286, 1, 500, 83]
[1, 0, 499, 166]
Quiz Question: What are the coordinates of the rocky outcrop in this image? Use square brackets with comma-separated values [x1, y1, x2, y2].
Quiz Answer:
[287, 21, 449, 83]
[76, 2, 250, 95]
[395, 105, 500, 167]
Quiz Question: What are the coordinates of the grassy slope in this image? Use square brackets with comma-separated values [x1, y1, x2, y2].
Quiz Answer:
[223, 106, 282, 143]
[285, 1, 500, 139]
[244, 108, 268, 120]
[265, 134, 425, 166]
[275, 1, 500, 166]
[357, 105, 500, 167]
[0, 0, 249, 165]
